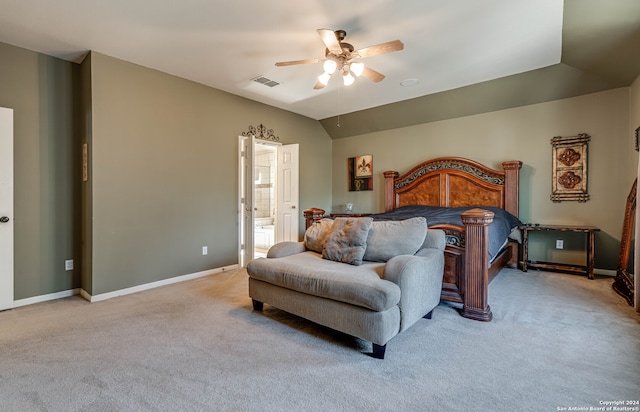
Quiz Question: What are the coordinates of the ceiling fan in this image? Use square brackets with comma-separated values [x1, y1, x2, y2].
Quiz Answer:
[275, 29, 404, 90]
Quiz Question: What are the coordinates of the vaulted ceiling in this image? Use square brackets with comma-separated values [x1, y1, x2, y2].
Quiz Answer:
[0, 0, 638, 138]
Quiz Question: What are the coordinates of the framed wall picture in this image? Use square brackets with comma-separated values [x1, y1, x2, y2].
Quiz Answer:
[550, 133, 590, 202]
[348, 155, 373, 191]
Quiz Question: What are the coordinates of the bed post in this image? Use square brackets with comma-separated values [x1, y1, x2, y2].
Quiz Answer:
[460, 208, 494, 322]
[303, 208, 325, 229]
[502, 161, 522, 217]
[383, 171, 399, 212]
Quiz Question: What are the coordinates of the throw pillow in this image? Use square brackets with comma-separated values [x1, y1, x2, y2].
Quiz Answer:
[304, 218, 334, 253]
[322, 217, 373, 266]
[363, 217, 428, 262]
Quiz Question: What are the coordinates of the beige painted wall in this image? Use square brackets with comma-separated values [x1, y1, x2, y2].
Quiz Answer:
[0, 42, 80, 300]
[87, 53, 332, 295]
[332, 88, 634, 270]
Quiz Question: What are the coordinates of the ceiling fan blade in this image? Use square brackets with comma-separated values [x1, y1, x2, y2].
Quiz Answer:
[360, 66, 385, 83]
[317, 29, 343, 54]
[313, 80, 326, 90]
[275, 58, 321, 67]
[355, 40, 404, 58]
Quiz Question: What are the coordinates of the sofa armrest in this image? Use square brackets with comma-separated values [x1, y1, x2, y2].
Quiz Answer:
[266, 241, 306, 258]
[420, 229, 446, 251]
[383, 251, 444, 332]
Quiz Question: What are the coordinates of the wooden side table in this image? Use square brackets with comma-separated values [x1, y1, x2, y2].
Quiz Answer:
[521, 224, 600, 279]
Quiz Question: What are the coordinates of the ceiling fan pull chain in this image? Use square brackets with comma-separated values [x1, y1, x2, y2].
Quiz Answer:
[337, 85, 342, 127]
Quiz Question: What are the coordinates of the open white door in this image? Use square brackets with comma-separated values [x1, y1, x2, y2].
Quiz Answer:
[0, 107, 14, 311]
[276, 144, 299, 242]
[238, 135, 255, 267]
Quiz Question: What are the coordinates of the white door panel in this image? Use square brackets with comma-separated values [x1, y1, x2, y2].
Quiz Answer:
[238, 135, 255, 267]
[0, 107, 14, 311]
[276, 144, 299, 242]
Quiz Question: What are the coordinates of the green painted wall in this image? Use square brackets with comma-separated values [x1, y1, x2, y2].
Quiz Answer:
[1, 42, 331, 300]
[2, 36, 637, 299]
[86, 52, 331, 295]
[331, 88, 636, 271]
[0, 42, 81, 299]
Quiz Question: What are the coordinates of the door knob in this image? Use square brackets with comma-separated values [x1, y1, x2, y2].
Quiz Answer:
[291, 205, 296, 209]
[245, 208, 251, 212]
[0, 216, 9, 223]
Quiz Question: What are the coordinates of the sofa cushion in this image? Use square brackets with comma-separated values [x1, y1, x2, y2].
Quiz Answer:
[363, 217, 428, 262]
[247, 251, 400, 311]
[304, 218, 334, 253]
[322, 217, 373, 266]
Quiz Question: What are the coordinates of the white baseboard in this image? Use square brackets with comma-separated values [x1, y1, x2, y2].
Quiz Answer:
[594, 268, 616, 277]
[11, 264, 239, 308]
[13, 288, 81, 308]
[80, 264, 239, 303]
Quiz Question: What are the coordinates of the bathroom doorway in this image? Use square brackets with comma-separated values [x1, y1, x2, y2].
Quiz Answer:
[253, 143, 277, 258]
[238, 135, 299, 266]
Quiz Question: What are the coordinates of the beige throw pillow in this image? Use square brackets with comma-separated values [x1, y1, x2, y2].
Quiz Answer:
[322, 217, 373, 266]
[303, 218, 334, 253]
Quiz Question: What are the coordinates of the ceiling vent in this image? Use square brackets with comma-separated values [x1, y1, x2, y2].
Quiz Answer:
[252, 76, 280, 87]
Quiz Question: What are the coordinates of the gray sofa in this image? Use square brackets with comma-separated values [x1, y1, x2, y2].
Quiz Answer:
[246, 216, 446, 359]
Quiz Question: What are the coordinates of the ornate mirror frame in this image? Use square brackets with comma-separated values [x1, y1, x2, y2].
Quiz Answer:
[613, 178, 636, 306]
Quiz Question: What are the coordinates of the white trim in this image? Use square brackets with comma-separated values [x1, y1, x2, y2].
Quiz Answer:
[594, 268, 616, 277]
[9, 264, 239, 308]
[80, 264, 239, 303]
[13, 288, 80, 308]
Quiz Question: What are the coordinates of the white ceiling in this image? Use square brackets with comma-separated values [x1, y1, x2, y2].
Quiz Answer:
[0, 0, 563, 120]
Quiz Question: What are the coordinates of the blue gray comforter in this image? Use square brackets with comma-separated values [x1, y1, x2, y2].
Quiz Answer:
[370, 205, 522, 262]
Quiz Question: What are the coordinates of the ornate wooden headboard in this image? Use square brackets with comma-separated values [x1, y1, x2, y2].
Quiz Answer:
[383, 157, 522, 217]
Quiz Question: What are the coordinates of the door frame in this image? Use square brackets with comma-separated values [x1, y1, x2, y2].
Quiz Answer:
[238, 137, 299, 267]
[238, 135, 255, 267]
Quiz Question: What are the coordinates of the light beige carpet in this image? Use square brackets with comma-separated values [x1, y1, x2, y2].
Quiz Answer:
[1, 267, 638, 411]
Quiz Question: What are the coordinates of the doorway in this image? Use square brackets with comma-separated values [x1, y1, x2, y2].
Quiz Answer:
[253, 143, 277, 258]
[238, 136, 299, 267]
[0, 107, 14, 311]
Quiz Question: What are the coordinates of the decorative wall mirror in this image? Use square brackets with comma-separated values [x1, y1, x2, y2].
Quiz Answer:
[613, 178, 636, 306]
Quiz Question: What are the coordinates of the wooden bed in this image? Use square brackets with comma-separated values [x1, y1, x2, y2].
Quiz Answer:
[304, 157, 522, 322]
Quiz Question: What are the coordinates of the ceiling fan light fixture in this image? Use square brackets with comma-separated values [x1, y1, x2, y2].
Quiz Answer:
[343, 72, 355, 86]
[350, 62, 364, 77]
[318, 71, 332, 86]
[323, 59, 337, 74]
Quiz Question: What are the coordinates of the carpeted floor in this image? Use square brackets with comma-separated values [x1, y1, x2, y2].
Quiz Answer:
[0, 267, 638, 412]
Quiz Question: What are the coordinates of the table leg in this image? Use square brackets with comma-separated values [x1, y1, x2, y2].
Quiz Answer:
[587, 230, 595, 279]
[521, 228, 529, 272]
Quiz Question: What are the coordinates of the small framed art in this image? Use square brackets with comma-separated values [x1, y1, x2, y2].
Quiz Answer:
[348, 155, 373, 191]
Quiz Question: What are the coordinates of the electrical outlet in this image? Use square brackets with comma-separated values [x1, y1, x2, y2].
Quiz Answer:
[65, 259, 74, 271]
[556, 239, 564, 249]
[202, 246, 208, 255]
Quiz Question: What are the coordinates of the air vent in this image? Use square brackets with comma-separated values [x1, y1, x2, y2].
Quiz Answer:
[252, 76, 280, 87]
